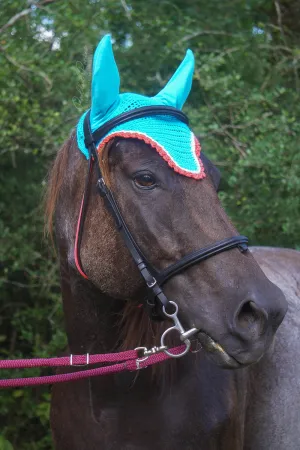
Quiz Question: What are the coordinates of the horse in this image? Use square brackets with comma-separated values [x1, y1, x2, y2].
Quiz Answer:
[45, 133, 300, 449]
[46, 36, 300, 449]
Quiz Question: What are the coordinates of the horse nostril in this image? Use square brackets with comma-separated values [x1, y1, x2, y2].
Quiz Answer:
[236, 301, 268, 338]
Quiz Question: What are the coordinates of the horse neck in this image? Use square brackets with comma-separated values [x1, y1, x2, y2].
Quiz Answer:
[59, 256, 124, 354]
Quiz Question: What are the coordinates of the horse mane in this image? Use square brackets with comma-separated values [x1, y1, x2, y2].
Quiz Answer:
[120, 302, 179, 383]
[44, 132, 75, 240]
[45, 133, 179, 382]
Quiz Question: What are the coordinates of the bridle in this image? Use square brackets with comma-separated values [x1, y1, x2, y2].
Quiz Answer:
[75, 105, 249, 358]
[0, 106, 250, 388]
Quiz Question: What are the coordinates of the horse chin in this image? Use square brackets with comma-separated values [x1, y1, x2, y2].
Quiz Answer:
[197, 331, 243, 369]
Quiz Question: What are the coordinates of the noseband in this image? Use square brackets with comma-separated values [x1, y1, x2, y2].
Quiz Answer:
[75, 106, 248, 328]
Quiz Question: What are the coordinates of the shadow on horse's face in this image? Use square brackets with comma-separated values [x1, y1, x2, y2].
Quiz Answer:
[81, 137, 287, 368]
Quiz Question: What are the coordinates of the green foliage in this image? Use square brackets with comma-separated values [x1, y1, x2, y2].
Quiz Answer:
[0, 435, 14, 450]
[0, 0, 299, 448]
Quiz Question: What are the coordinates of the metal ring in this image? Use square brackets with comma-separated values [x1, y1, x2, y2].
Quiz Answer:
[160, 326, 191, 358]
[162, 300, 178, 318]
[134, 346, 149, 363]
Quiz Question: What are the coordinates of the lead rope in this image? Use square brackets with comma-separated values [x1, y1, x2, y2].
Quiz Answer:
[0, 346, 187, 389]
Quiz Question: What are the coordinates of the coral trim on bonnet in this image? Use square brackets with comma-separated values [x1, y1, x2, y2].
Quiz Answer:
[97, 131, 206, 180]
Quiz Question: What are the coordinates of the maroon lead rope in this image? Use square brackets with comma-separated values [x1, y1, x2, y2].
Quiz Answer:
[0, 346, 186, 389]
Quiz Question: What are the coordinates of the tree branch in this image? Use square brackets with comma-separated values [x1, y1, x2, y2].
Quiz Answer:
[274, 0, 288, 47]
[0, 0, 58, 35]
[258, 44, 293, 54]
[204, 113, 272, 136]
[0, 279, 41, 288]
[0, 8, 31, 35]
[0, 45, 52, 88]
[179, 30, 239, 43]
[120, 0, 132, 20]
[201, 93, 248, 157]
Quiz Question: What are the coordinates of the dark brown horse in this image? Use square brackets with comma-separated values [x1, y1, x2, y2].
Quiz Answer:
[45, 132, 300, 449]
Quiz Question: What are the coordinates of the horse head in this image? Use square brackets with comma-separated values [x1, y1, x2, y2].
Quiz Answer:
[49, 35, 287, 370]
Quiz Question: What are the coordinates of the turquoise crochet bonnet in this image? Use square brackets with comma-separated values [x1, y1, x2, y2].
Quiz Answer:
[76, 35, 205, 179]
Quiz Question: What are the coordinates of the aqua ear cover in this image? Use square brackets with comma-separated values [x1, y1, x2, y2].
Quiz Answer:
[76, 35, 205, 180]
[90, 35, 120, 128]
[154, 49, 194, 109]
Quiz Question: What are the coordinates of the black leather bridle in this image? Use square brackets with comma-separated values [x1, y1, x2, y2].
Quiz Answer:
[76, 106, 248, 320]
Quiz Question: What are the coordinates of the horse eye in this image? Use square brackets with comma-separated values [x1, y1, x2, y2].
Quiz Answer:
[134, 173, 156, 189]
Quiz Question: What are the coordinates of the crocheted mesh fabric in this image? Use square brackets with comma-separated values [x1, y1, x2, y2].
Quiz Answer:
[77, 93, 205, 179]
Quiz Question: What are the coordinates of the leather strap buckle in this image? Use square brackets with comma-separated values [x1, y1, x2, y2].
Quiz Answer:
[97, 178, 108, 197]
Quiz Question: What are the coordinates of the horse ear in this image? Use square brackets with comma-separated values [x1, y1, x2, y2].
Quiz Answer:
[90, 35, 120, 125]
[155, 49, 195, 109]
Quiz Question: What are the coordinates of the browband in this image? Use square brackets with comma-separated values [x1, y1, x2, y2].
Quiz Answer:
[84, 105, 189, 148]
